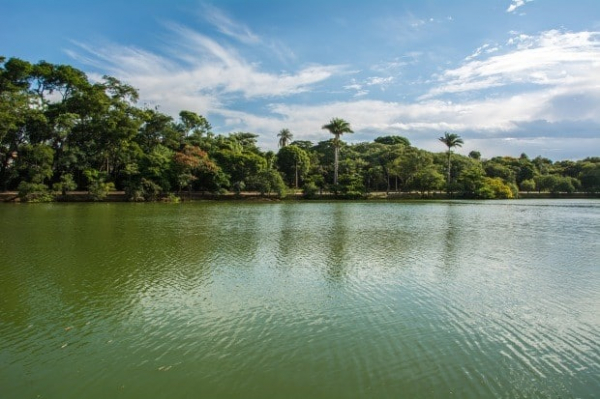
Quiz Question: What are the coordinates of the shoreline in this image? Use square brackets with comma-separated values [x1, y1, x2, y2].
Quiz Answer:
[1, 191, 598, 203]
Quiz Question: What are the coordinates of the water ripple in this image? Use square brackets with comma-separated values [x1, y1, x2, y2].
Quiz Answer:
[1, 200, 599, 398]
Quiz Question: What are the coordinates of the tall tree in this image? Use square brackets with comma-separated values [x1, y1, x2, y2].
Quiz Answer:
[276, 145, 310, 188]
[322, 118, 353, 185]
[179, 110, 211, 146]
[277, 128, 293, 148]
[438, 132, 464, 193]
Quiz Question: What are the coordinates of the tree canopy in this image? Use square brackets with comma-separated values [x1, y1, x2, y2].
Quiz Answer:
[2, 56, 598, 201]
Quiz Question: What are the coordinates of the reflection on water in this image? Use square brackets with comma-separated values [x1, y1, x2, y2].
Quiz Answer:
[1, 200, 599, 398]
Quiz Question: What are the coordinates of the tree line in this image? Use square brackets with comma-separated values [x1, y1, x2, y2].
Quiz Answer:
[1, 56, 599, 201]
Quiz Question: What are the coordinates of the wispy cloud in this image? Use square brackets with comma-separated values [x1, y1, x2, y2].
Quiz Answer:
[423, 30, 600, 99]
[343, 76, 394, 97]
[222, 89, 600, 158]
[68, 22, 342, 116]
[64, 4, 600, 160]
[365, 76, 394, 87]
[465, 44, 498, 61]
[201, 3, 260, 44]
[507, 0, 533, 13]
[199, 3, 296, 63]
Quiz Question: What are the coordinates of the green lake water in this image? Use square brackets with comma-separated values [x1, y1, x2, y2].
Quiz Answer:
[1, 200, 599, 398]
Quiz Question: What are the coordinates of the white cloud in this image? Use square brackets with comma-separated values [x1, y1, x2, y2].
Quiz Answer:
[371, 60, 408, 72]
[343, 80, 363, 91]
[465, 44, 490, 61]
[201, 3, 260, 44]
[343, 76, 394, 97]
[507, 0, 532, 13]
[72, 27, 597, 158]
[366, 76, 394, 86]
[217, 79, 600, 156]
[200, 4, 296, 63]
[65, 9, 600, 160]
[68, 23, 343, 117]
[423, 30, 600, 99]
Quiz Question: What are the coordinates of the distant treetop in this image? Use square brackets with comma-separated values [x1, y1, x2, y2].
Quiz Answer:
[374, 136, 411, 146]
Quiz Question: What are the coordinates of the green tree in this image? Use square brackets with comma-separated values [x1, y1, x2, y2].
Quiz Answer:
[397, 147, 436, 192]
[180, 110, 211, 146]
[322, 118, 353, 185]
[214, 147, 266, 191]
[276, 145, 310, 188]
[484, 160, 516, 183]
[438, 132, 464, 194]
[519, 179, 536, 193]
[468, 150, 481, 160]
[277, 128, 293, 148]
[15, 143, 54, 185]
[289, 140, 313, 151]
[413, 166, 445, 196]
[84, 169, 115, 201]
[553, 177, 577, 193]
[227, 132, 261, 153]
[579, 162, 600, 193]
[374, 135, 411, 146]
[459, 164, 487, 197]
[535, 174, 559, 193]
[52, 173, 77, 196]
[138, 109, 176, 152]
[250, 169, 286, 197]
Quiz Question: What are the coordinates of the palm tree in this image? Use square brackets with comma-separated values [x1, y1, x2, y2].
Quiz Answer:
[277, 128, 293, 148]
[322, 118, 353, 185]
[438, 132, 464, 193]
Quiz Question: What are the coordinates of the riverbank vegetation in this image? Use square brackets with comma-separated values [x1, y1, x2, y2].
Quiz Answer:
[2, 56, 599, 202]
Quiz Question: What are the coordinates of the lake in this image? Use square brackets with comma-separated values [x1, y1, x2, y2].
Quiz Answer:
[1, 200, 599, 398]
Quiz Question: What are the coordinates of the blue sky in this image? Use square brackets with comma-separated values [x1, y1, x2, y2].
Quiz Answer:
[2, 0, 600, 160]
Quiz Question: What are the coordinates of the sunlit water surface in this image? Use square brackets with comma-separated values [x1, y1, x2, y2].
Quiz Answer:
[1, 200, 599, 398]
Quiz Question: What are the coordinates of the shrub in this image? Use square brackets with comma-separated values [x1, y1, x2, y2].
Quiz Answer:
[303, 181, 319, 199]
[17, 182, 54, 202]
[52, 173, 77, 196]
[84, 169, 115, 201]
[519, 179, 536, 193]
[476, 177, 514, 199]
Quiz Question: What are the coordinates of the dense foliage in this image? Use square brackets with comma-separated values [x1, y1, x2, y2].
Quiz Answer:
[2, 57, 599, 201]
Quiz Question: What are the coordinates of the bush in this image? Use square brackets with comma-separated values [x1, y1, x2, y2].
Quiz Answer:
[476, 177, 514, 199]
[552, 177, 576, 193]
[475, 185, 496, 199]
[123, 183, 144, 202]
[17, 182, 54, 202]
[250, 170, 287, 198]
[52, 173, 77, 196]
[164, 193, 181, 203]
[338, 173, 366, 197]
[519, 179, 536, 192]
[84, 169, 115, 201]
[232, 181, 245, 195]
[339, 191, 365, 199]
[508, 182, 519, 198]
[303, 181, 319, 199]
[141, 178, 163, 201]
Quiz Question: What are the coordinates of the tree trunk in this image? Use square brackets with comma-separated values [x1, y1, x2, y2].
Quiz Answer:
[386, 172, 390, 195]
[446, 151, 451, 195]
[295, 161, 298, 188]
[334, 145, 339, 185]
